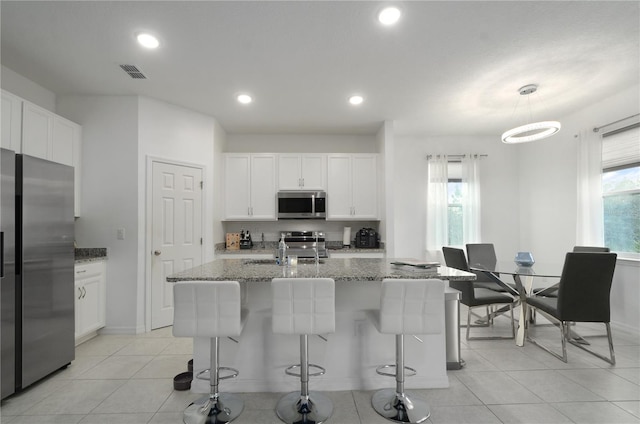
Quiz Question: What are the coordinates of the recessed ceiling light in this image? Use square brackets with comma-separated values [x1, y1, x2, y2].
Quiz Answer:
[349, 95, 364, 105]
[378, 6, 401, 25]
[237, 94, 253, 104]
[136, 33, 159, 49]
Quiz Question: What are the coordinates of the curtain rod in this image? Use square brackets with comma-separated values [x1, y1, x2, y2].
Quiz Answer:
[593, 113, 640, 133]
[426, 154, 488, 160]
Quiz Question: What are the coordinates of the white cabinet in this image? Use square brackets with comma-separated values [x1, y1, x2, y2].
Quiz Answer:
[7, 95, 82, 216]
[1, 90, 23, 152]
[22, 102, 54, 159]
[224, 153, 277, 220]
[327, 154, 378, 220]
[75, 261, 106, 345]
[278, 153, 326, 190]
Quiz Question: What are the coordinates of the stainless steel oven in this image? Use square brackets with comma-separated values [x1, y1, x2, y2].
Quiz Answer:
[277, 191, 326, 219]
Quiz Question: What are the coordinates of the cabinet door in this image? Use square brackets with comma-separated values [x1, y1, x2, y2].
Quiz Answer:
[300, 154, 326, 190]
[22, 102, 53, 159]
[51, 117, 76, 166]
[278, 154, 302, 190]
[52, 117, 82, 216]
[224, 154, 251, 219]
[351, 155, 378, 219]
[81, 275, 104, 334]
[74, 261, 106, 343]
[1, 90, 22, 152]
[250, 154, 277, 220]
[327, 155, 352, 219]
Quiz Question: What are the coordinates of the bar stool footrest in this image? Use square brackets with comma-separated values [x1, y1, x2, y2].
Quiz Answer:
[375, 364, 417, 378]
[195, 366, 240, 381]
[285, 363, 326, 378]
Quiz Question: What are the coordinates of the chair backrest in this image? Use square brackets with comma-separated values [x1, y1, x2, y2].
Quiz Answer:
[573, 246, 610, 252]
[173, 281, 242, 338]
[442, 247, 471, 272]
[466, 243, 498, 282]
[557, 252, 617, 322]
[379, 279, 444, 335]
[272, 278, 335, 335]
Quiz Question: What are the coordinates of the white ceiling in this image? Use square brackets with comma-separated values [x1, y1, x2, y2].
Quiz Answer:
[1, 1, 638, 136]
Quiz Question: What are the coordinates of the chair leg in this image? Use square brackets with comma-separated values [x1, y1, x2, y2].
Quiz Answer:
[527, 311, 615, 365]
[184, 337, 244, 424]
[371, 334, 431, 423]
[568, 322, 616, 365]
[275, 335, 333, 424]
[466, 304, 516, 341]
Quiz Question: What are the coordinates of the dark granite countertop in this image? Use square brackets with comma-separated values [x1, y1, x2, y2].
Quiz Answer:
[75, 248, 107, 264]
[167, 257, 474, 283]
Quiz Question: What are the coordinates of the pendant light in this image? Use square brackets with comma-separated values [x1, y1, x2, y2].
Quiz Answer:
[501, 84, 561, 144]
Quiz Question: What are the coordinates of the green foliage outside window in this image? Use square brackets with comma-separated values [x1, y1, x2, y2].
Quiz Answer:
[602, 166, 640, 254]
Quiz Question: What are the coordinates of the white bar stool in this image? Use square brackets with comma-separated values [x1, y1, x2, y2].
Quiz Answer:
[173, 281, 248, 424]
[271, 278, 335, 424]
[370, 278, 445, 423]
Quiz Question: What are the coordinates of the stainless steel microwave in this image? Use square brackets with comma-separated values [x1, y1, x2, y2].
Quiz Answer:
[277, 191, 326, 219]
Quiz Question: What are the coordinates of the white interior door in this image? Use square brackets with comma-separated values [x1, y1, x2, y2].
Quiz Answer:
[151, 161, 203, 329]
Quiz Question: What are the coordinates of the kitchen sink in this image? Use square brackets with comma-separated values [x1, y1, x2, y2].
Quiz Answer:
[242, 258, 325, 265]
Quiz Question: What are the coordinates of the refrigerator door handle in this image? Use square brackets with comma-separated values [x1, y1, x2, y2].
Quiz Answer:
[0, 231, 3, 278]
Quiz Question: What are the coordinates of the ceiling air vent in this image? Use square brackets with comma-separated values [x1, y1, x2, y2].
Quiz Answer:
[119, 64, 147, 79]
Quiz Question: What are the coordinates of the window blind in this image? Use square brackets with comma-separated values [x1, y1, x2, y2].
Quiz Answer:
[601, 123, 640, 170]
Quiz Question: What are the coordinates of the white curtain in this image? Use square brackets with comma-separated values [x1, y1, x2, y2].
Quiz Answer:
[426, 155, 448, 260]
[461, 154, 481, 243]
[576, 130, 604, 245]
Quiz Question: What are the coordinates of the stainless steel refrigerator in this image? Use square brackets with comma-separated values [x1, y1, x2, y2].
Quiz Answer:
[1, 149, 75, 399]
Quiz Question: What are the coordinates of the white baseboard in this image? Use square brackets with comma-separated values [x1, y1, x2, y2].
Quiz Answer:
[100, 325, 146, 335]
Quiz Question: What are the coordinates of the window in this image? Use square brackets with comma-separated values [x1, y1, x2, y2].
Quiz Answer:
[601, 124, 640, 255]
[447, 161, 463, 245]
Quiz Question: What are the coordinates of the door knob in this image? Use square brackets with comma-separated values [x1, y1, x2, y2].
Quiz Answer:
[154, 250, 161, 256]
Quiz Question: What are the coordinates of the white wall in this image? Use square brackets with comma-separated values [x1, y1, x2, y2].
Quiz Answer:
[138, 96, 219, 331]
[213, 121, 228, 249]
[57, 95, 140, 334]
[517, 85, 640, 332]
[392, 134, 520, 260]
[57, 95, 222, 334]
[1, 65, 56, 112]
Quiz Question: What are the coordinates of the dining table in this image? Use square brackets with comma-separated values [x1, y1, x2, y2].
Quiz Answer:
[469, 261, 564, 347]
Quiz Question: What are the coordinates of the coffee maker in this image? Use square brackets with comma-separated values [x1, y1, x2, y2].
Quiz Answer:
[239, 230, 253, 249]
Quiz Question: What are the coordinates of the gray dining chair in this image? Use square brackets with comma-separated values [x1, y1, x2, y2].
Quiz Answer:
[466, 243, 517, 293]
[534, 246, 610, 298]
[443, 247, 516, 340]
[526, 252, 617, 364]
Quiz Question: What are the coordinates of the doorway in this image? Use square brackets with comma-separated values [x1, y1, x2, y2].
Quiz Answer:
[149, 159, 204, 329]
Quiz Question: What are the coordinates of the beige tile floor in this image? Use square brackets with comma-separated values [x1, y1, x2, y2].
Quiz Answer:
[1, 307, 639, 424]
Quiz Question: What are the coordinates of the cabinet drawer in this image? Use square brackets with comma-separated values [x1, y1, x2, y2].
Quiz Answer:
[75, 261, 104, 279]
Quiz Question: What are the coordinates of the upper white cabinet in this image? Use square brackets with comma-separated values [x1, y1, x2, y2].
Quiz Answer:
[278, 153, 326, 190]
[1, 90, 23, 152]
[327, 154, 378, 220]
[224, 153, 277, 220]
[20, 99, 82, 216]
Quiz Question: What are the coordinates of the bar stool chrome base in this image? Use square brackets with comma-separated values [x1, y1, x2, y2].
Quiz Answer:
[183, 393, 244, 424]
[275, 391, 334, 424]
[372, 388, 430, 423]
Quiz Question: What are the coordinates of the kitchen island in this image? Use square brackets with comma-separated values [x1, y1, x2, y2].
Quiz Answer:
[167, 258, 474, 393]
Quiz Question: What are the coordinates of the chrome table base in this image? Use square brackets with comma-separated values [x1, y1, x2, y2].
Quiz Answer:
[372, 388, 430, 423]
[275, 391, 333, 424]
[183, 393, 244, 424]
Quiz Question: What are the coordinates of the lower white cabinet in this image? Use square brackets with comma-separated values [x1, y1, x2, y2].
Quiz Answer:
[75, 261, 106, 345]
